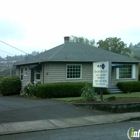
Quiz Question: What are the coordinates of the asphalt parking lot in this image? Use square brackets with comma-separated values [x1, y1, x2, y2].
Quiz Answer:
[0, 96, 109, 123]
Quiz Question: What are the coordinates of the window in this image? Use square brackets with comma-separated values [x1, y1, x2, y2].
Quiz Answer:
[116, 64, 136, 79]
[119, 65, 132, 78]
[67, 64, 82, 79]
[20, 67, 23, 80]
[24, 67, 28, 76]
[36, 73, 40, 80]
[35, 71, 41, 81]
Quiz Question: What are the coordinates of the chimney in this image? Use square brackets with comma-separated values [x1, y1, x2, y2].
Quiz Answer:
[64, 36, 70, 43]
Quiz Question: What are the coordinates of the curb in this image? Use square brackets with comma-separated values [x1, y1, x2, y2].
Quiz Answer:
[0, 112, 140, 136]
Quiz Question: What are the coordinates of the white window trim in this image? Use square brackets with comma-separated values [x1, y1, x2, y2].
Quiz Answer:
[116, 68, 119, 79]
[34, 71, 41, 81]
[24, 66, 28, 76]
[66, 64, 82, 79]
[20, 67, 24, 81]
[132, 64, 136, 79]
[116, 64, 136, 79]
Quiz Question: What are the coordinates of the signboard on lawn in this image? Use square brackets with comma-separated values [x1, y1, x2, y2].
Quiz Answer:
[93, 61, 109, 88]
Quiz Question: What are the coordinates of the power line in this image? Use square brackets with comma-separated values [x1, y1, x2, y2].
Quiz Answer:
[0, 40, 28, 55]
[0, 50, 15, 56]
[0, 40, 44, 62]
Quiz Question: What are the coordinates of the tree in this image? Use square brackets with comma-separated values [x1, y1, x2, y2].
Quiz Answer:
[31, 51, 39, 56]
[97, 37, 131, 56]
[133, 55, 140, 60]
[129, 43, 133, 48]
[70, 36, 95, 46]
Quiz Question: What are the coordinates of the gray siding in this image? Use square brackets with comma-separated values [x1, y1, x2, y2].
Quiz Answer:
[111, 64, 138, 86]
[44, 62, 93, 83]
[17, 62, 139, 91]
[41, 62, 140, 85]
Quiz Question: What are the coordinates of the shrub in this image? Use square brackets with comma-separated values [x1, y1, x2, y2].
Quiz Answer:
[94, 87, 108, 95]
[37, 82, 86, 98]
[0, 76, 21, 96]
[24, 83, 38, 97]
[81, 83, 95, 101]
[117, 81, 140, 93]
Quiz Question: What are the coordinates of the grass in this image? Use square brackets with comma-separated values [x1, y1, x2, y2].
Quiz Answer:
[54, 92, 140, 102]
[103, 92, 140, 98]
[54, 97, 83, 102]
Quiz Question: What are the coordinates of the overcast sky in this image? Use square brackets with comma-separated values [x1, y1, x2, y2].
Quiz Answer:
[0, 0, 140, 58]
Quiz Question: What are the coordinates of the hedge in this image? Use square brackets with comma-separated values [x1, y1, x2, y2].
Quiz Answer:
[94, 88, 108, 95]
[37, 82, 85, 98]
[0, 76, 21, 96]
[36, 82, 108, 98]
[117, 81, 140, 93]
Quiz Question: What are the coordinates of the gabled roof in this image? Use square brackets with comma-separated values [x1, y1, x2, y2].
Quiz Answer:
[15, 42, 140, 65]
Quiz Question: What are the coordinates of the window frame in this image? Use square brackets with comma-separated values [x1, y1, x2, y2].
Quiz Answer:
[34, 70, 41, 81]
[20, 67, 24, 81]
[66, 64, 82, 79]
[24, 66, 28, 76]
[119, 65, 132, 79]
[116, 64, 136, 79]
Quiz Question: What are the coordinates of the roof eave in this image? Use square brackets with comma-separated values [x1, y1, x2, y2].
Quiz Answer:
[15, 60, 140, 66]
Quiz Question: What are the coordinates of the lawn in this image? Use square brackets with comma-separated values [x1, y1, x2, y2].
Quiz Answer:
[54, 92, 140, 102]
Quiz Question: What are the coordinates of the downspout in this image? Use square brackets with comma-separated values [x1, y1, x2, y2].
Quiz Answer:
[42, 63, 44, 84]
[39, 62, 44, 84]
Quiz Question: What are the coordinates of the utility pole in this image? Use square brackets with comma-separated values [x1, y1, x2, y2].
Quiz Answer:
[9, 64, 11, 75]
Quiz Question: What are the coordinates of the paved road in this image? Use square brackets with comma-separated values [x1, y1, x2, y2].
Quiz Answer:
[0, 121, 139, 140]
[0, 96, 109, 123]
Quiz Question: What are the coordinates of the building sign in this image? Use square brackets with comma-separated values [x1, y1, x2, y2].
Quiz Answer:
[93, 61, 109, 88]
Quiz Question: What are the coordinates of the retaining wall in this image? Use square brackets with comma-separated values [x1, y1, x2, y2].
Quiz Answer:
[73, 103, 140, 113]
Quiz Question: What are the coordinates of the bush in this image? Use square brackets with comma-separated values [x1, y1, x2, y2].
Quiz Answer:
[24, 83, 38, 97]
[0, 76, 21, 96]
[81, 83, 95, 101]
[117, 81, 140, 93]
[37, 82, 86, 98]
[94, 87, 108, 95]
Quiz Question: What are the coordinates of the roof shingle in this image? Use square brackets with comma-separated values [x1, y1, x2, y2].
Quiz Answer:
[15, 42, 140, 65]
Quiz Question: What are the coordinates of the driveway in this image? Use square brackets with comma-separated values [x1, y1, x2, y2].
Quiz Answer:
[0, 96, 109, 123]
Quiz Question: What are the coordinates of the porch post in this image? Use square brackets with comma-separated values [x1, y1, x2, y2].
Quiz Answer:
[108, 61, 112, 87]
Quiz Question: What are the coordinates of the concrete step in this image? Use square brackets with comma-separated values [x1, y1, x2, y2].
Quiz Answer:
[107, 87, 122, 94]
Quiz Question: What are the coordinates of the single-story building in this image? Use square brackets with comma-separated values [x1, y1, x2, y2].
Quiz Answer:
[15, 36, 140, 92]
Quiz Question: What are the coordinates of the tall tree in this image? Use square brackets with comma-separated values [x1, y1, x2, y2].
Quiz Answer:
[129, 42, 133, 48]
[97, 37, 131, 56]
[70, 36, 95, 46]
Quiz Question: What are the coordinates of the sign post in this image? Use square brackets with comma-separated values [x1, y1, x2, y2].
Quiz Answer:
[93, 61, 110, 101]
[100, 88, 103, 101]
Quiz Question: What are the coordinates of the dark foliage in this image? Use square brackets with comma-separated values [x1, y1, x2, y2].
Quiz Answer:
[0, 76, 21, 96]
[117, 81, 140, 93]
[36, 82, 109, 98]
